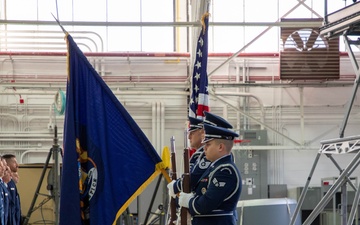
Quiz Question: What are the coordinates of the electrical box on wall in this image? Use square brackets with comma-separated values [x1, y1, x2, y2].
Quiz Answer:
[234, 129, 268, 200]
[321, 177, 357, 210]
[240, 130, 268, 145]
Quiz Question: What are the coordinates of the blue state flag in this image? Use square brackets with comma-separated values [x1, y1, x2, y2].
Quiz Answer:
[59, 34, 164, 225]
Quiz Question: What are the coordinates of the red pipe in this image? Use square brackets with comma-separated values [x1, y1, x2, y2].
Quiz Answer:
[0, 74, 355, 83]
[0, 51, 354, 83]
[0, 51, 280, 57]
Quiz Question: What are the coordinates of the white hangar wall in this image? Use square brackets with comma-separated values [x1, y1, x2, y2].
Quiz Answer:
[2, 0, 360, 223]
[0, 53, 359, 194]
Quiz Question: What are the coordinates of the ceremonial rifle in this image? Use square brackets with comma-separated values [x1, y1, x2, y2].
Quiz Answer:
[181, 134, 190, 225]
[169, 136, 178, 225]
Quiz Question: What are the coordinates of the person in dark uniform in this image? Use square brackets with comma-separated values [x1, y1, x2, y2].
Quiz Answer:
[168, 116, 204, 196]
[167, 112, 234, 195]
[3, 154, 21, 225]
[0, 158, 10, 225]
[188, 111, 234, 191]
[7, 172, 20, 225]
[178, 123, 242, 225]
[0, 159, 5, 225]
[187, 117, 205, 172]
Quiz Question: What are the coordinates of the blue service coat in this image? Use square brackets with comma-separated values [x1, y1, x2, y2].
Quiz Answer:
[173, 146, 211, 193]
[0, 180, 4, 225]
[7, 180, 21, 225]
[0, 181, 9, 225]
[187, 154, 242, 225]
[189, 147, 211, 192]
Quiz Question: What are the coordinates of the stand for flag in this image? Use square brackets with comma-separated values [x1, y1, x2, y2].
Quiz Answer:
[143, 145, 172, 225]
[116, 208, 135, 225]
[23, 107, 62, 225]
[143, 173, 167, 225]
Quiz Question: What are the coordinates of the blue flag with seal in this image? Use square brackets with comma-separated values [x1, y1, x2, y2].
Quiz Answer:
[59, 33, 166, 225]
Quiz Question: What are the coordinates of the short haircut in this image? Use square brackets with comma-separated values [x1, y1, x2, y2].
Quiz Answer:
[2, 154, 16, 160]
[215, 139, 234, 152]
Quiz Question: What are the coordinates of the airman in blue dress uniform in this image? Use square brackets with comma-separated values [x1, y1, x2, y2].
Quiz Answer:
[169, 116, 204, 195]
[178, 124, 242, 225]
[188, 111, 233, 191]
[168, 111, 234, 195]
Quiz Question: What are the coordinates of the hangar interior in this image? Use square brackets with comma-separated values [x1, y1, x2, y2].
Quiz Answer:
[1, 0, 360, 225]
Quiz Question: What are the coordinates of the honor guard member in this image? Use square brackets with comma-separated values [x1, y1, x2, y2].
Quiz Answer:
[188, 117, 205, 171]
[178, 124, 242, 225]
[168, 116, 204, 196]
[168, 112, 234, 196]
[189, 111, 233, 190]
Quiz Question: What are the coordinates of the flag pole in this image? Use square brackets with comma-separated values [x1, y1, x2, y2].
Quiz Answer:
[22, 105, 62, 225]
[51, 13, 66, 225]
[51, 13, 68, 34]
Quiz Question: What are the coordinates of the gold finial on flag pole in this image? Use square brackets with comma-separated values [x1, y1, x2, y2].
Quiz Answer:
[200, 12, 210, 34]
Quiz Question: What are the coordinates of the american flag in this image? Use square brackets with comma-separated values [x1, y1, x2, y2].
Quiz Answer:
[189, 13, 210, 119]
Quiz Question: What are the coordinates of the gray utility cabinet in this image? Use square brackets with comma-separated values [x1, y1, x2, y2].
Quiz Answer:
[234, 130, 268, 200]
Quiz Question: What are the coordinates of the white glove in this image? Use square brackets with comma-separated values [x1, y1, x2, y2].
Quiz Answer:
[167, 180, 177, 198]
[178, 192, 194, 208]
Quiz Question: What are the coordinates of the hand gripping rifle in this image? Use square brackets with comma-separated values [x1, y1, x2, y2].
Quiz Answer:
[169, 136, 178, 225]
[181, 134, 190, 225]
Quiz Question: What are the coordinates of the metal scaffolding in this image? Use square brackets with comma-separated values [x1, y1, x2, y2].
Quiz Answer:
[290, 1, 360, 225]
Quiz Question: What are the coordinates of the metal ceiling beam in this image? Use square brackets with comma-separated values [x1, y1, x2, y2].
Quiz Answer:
[208, 0, 307, 78]
[0, 20, 322, 28]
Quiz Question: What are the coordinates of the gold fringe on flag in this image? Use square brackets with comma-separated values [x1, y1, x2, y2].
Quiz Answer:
[65, 32, 70, 81]
[201, 12, 210, 35]
[156, 147, 172, 183]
